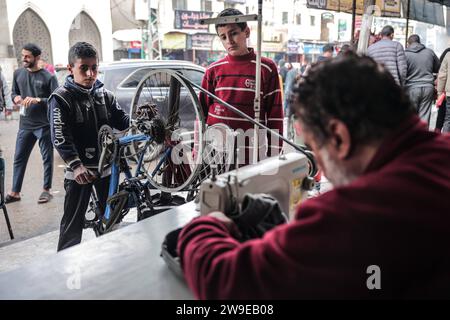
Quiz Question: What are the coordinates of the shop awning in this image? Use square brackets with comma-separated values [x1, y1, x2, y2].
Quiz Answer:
[113, 29, 143, 42]
[307, 0, 448, 36]
[404, 0, 446, 27]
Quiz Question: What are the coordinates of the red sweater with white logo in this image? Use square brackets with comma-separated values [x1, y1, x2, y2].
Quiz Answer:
[199, 49, 283, 159]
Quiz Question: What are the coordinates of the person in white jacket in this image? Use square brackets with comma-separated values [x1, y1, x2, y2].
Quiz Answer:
[0, 66, 14, 113]
[437, 50, 450, 133]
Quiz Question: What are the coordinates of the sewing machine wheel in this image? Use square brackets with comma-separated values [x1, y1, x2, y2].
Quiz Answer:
[129, 69, 206, 192]
[198, 123, 233, 181]
[98, 125, 117, 176]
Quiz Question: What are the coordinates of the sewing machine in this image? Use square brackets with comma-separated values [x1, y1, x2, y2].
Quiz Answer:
[198, 152, 315, 219]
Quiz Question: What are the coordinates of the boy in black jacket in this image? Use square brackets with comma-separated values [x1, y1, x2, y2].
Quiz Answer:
[49, 42, 129, 251]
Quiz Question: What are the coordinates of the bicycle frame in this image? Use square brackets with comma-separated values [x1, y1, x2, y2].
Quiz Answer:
[104, 133, 151, 220]
[102, 132, 177, 222]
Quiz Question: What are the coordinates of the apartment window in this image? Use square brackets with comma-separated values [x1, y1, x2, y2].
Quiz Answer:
[224, 2, 236, 9]
[310, 15, 315, 26]
[282, 12, 288, 24]
[296, 13, 301, 25]
[201, 0, 212, 12]
[172, 0, 187, 10]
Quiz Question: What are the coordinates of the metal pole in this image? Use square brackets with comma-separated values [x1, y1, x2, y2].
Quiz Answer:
[141, 25, 146, 59]
[147, 0, 153, 60]
[157, 0, 162, 59]
[253, 0, 263, 164]
[351, 0, 357, 44]
[405, 0, 411, 47]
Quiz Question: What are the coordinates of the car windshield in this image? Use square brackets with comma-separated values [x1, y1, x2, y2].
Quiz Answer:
[120, 67, 204, 88]
[183, 69, 203, 87]
[100, 67, 137, 91]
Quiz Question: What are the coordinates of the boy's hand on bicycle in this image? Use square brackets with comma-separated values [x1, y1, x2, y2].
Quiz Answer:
[74, 165, 97, 185]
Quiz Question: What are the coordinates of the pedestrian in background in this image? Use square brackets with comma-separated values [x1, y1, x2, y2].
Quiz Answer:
[283, 63, 299, 116]
[316, 43, 334, 63]
[38, 58, 56, 75]
[0, 65, 14, 115]
[5, 43, 58, 204]
[435, 47, 450, 131]
[404, 34, 440, 126]
[278, 59, 288, 84]
[437, 47, 450, 133]
[367, 25, 407, 86]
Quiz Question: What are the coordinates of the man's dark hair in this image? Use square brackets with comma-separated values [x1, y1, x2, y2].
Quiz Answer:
[407, 34, 421, 45]
[323, 44, 334, 53]
[291, 53, 414, 147]
[338, 44, 353, 57]
[68, 42, 98, 66]
[380, 25, 394, 37]
[215, 8, 247, 33]
[22, 43, 42, 57]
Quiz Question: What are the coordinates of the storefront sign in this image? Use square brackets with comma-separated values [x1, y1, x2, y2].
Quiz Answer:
[322, 12, 334, 22]
[174, 10, 213, 30]
[338, 19, 347, 40]
[262, 41, 284, 52]
[303, 43, 324, 55]
[130, 41, 141, 49]
[307, 0, 400, 17]
[188, 33, 215, 50]
[287, 40, 304, 54]
[162, 33, 187, 50]
[306, 0, 328, 9]
[217, 0, 247, 4]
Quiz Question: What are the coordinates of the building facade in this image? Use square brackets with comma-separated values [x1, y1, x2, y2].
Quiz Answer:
[120, 0, 355, 64]
[1, 0, 114, 81]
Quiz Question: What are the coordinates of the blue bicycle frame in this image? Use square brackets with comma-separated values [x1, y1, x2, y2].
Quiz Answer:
[103, 133, 173, 220]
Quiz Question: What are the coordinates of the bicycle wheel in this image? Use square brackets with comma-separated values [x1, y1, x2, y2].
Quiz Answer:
[130, 69, 205, 193]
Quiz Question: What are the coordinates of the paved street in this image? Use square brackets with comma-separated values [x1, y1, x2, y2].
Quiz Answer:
[0, 114, 140, 273]
[0, 113, 65, 245]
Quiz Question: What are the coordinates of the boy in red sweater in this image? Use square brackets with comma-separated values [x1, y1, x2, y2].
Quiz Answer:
[199, 8, 283, 166]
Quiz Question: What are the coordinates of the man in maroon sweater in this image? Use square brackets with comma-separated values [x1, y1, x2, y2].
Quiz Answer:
[199, 8, 283, 165]
[177, 54, 450, 299]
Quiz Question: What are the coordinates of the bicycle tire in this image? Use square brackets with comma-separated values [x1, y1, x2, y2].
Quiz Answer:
[129, 69, 205, 193]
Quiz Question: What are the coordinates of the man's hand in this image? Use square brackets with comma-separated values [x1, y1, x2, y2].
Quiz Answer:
[13, 96, 23, 105]
[73, 165, 97, 185]
[208, 211, 241, 238]
[23, 97, 41, 107]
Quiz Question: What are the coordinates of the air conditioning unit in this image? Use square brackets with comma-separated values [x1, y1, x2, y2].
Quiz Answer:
[263, 32, 283, 42]
[135, 0, 150, 21]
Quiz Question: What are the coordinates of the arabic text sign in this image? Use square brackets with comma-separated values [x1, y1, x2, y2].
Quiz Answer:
[188, 33, 215, 49]
[307, 0, 400, 17]
[174, 10, 213, 30]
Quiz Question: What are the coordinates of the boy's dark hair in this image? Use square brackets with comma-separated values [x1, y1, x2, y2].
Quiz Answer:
[292, 53, 414, 147]
[22, 43, 42, 57]
[215, 8, 247, 33]
[323, 44, 334, 53]
[380, 25, 394, 37]
[68, 42, 98, 66]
